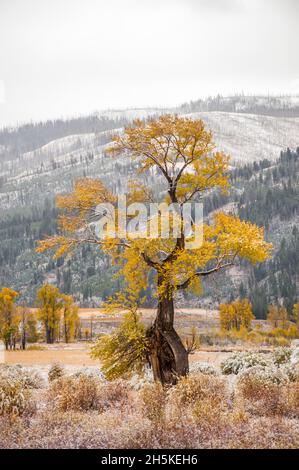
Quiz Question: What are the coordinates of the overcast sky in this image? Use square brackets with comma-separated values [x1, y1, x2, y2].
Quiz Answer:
[0, 0, 298, 126]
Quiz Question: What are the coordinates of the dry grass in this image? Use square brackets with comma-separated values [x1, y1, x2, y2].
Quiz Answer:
[3, 346, 265, 369]
[4, 348, 95, 365]
[0, 368, 298, 449]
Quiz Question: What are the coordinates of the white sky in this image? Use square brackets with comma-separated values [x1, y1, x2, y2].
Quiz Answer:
[0, 0, 298, 126]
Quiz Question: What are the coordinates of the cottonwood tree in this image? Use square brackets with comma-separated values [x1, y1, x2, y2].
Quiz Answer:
[61, 294, 79, 343]
[17, 306, 38, 349]
[37, 115, 271, 384]
[267, 304, 289, 329]
[0, 287, 19, 350]
[36, 284, 63, 344]
[219, 299, 255, 331]
[292, 303, 299, 331]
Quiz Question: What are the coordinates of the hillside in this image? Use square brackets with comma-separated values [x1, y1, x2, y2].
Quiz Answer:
[179, 94, 299, 117]
[186, 112, 299, 163]
[1, 110, 299, 210]
[0, 103, 298, 315]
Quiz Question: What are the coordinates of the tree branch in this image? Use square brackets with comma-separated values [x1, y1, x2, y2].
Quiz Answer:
[177, 262, 234, 290]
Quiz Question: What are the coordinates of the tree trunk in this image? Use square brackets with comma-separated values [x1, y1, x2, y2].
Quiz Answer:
[21, 331, 26, 350]
[148, 290, 189, 385]
[46, 327, 54, 344]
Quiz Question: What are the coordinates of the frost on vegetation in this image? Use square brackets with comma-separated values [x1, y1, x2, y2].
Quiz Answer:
[47, 374, 100, 412]
[221, 352, 272, 375]
[272, 347, 292, 365]
[46, 373, 129, 413]
[0, 364, 44, 389]
[127, 367, 153, 391]
[48, 363, 64, 382]
[0, 365, 41, 416]
[221, 347, 299, 383]
[189, 362, 218, 376]
[237, 365, 289, 387]
[70, 367, 106, 382]
[290, 348, 299, 366]
[281, 363, 299, 382]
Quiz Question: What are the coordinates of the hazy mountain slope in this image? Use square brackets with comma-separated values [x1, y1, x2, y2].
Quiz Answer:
[179, 94, 299, 117]
[186, 112, 299, 163]
[1, 111, 299, 210]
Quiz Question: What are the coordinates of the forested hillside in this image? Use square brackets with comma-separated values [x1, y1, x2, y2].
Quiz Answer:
[0, 98, 298, 313]
[0, 144, 297, 317]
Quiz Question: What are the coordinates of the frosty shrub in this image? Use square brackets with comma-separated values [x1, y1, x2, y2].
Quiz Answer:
[283, 381, 299, 417]
[71, 367, 105, 381]
[282, 363, 299, 382]
[128, 368, 153, 391]
[290, 348, 299, 366]
[47, 375, 100, 412]
[0, 366, 38, 416]
[221, 352, 271, 375]
[189, 362, 218, 376]
[168, 373, 227, 416]
[192, 396, 228, 428]
[48, 363, 64, 382]
[0, 365, 43, 389]
[237, 365, 289, 386]
[96, 380, 129, 411]
[273, 347, 292, 365]
[139, 383, 166, 424]
[0, 379, 29, 416]
[236, 366, 287, 416]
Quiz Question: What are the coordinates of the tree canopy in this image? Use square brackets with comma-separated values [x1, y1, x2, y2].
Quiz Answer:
[37, 115, 272, 384]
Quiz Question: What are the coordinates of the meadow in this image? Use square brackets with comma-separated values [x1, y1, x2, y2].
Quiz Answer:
[1, 308, 298, 449]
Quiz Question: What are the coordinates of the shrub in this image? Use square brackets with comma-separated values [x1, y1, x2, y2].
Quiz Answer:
[282, 363, 299, 382]
[236, 366, 288, 416]
[273, 347, 292, 365]
[48, 377, 129, 413]
[0, 380, 30, 417]
[283, 382, 299, 417]
[48, 363, 64, 382]
[0, 367, 37, 416]
[0, 365, 43, 389]
[71, 367, 105, 381]
[168, 373, 227, 415]
[237, 365, 289, 386]
[221, 352, 271, 375]
[139, 383, 166, 424]
[47, 375, 99, 412]
[192, 397, 228, 428]
[128, 368, 153, 391]
[96, 380, 129, 411]
[277, 337, 290, 347]
[189, 362, 218, 376]
[290, 348, 299, 366]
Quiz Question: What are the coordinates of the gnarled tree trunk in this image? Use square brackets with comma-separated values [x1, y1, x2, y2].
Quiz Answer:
[148, 287, 189, 385]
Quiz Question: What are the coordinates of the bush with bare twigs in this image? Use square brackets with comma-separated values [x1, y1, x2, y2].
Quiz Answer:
[139, 383, 166, 425]
[47, 375, 100, 412]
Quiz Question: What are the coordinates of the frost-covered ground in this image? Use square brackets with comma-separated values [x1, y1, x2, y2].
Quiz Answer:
[0, 346, 298, 449]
